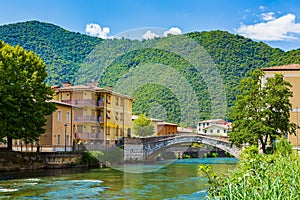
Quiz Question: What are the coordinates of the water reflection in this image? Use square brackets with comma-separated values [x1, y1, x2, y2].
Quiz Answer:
[0, 158, 237, 199]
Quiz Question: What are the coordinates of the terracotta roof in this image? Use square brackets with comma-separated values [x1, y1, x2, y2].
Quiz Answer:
[203, 124, 230, 130]
[48, 100, 73, 107]
[55, 84, 135, 100]
[177, 127, 193, 133]
[262, 64, 300, 71]
[199, 119, 225, 123]
[157, 122, 178, 126]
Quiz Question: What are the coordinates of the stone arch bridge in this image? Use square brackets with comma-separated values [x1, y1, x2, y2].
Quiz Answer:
[124, 134, 241, 161]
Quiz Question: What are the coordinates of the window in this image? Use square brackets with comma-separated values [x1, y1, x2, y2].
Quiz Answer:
[217, 130, 220, 134]
[116, 97, 119, 106]
[106, 126, 110, 135]
[66, 135, 70, 145]
[120, 113, 124, 121]
[58, 110, 62, 122]
[115, 112, 119, 120]
[106, 110, 111, 119]
[57, 135, 61, 145]
[210, 130, 213, 133]
[106, 95, 111, 104]
[66, 111, 70, 123]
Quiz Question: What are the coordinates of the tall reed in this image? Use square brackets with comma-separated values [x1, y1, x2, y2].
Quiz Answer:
[200, 140, 300, 200]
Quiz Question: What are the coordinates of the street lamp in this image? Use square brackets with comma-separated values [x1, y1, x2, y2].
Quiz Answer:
[64, 124, 68, 152]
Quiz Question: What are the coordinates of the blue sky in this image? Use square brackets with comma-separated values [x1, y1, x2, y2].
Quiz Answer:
[1, 0, 300, 51]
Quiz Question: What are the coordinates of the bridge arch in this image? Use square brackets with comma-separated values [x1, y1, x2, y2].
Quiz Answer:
[124, 134, 241, 161]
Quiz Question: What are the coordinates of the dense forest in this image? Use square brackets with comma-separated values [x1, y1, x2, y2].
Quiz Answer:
[1, 21, 300, 127]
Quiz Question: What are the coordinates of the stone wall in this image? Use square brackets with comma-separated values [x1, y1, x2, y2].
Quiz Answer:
[0, 152, 83, 172]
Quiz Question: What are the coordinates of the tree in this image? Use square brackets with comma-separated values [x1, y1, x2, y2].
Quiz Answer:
[0, 41, 56, 150]
[229, 69, 296, 153]
[133, 114, 155, 137]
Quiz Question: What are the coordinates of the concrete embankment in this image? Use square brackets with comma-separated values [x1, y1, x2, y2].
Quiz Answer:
[0, 151, 85, 172]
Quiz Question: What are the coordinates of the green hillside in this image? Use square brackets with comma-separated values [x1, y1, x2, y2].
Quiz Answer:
[1, 21, 300, 126]
[0, 20, 102, 84]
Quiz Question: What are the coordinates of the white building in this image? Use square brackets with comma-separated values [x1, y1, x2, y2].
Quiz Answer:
[197, 119, 231, 137]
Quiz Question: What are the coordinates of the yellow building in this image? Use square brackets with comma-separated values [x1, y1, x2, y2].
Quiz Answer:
[52, 82, 134, 148]
[262, 64, 300, 147]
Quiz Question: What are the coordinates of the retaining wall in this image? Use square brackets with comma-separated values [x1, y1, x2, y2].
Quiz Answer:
[0, 152, 84, 172]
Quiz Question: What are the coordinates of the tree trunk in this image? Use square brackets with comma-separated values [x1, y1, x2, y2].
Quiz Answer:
[7, 136, 13, 151]
[260, 138, 267, 154]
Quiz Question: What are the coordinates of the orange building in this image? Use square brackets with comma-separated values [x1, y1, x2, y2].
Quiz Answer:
[157, 122, 178, 136]
[262, 64, 300, 147]
[39, 100, 74, 152]
[1, 100, 74, 152]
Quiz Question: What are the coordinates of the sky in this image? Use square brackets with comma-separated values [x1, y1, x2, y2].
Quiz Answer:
[1, 0, 300, 51]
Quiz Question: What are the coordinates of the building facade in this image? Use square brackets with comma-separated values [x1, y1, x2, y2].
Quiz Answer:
[197, 119, 231, 136]
[0, 100, 74, 152]
[157, 122, 178, 136]
[53, 82, 134, 148]
[132, 115, 178, 137]
[262, 64, 300, 147]
[40, 100, 74, 152]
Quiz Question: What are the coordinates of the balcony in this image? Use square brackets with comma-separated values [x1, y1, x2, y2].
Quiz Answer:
[74, 116, 104, 123]
[76, 132, 104, 140]
[74, 116, 97, 122]
[97, 116, 104, 123]
[62, 100, 96, 106]
[96, 100, 105, 108]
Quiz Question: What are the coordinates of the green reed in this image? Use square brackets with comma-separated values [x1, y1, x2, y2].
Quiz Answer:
[200, 139, 300, 200]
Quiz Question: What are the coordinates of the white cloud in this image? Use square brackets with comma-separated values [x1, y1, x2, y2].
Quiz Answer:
[259, 5, 265, 11]
[142, 30, 159, 40]
[163, 27, 182, 36]
[236, 14, 300, 41]
[85, 23, 111, 39]
[261, 12, 275, 21]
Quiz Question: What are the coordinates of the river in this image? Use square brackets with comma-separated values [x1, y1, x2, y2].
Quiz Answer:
[0, 158, 238, 199]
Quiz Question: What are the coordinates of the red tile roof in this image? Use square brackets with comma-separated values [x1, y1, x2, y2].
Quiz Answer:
[262, 64, 300, 71]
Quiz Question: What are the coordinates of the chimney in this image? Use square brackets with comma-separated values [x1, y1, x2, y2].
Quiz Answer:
[108, 86, 113, 91]
[62, 82, 72, 88]
[87, 81, 98, 88]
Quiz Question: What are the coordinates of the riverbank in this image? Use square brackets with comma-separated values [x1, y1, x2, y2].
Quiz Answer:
[0, 151, 86, 172]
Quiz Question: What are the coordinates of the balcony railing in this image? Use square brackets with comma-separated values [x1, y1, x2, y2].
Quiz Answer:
[97, 116, 104, 123]
[74, 116, 97, 122]
[62, 99, 105, 108]
[74, 116, 104, 123]
[96, 100, 104, 108]
[62, 100, 96, 106]
[76, 132, 104, 140]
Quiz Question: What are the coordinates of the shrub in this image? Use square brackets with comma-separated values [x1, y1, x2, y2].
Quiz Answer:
[200, 139, 300, 199]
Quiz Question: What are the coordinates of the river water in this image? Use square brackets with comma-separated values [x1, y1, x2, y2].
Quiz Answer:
[0, 158, 237, 199]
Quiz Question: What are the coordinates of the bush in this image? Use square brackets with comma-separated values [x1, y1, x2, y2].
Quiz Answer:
[200, 139, 300, 199]
[80, 151, 103, 167]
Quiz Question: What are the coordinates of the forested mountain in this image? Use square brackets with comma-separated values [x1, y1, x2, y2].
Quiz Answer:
[0, 21, 102, 83]
[1, 21, 300, 126]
